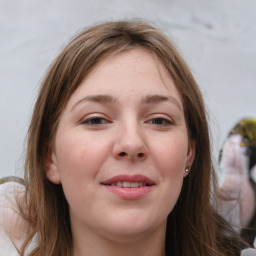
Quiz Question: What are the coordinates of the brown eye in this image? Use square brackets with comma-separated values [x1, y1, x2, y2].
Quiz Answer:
[82, 117, 108, 125]
[149, 118, 173, 126]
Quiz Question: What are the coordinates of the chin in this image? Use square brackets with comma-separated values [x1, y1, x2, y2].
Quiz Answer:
[98, 212, 167, 242]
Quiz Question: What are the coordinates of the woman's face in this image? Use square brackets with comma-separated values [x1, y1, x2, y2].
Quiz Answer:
[48, 48, 195, 242]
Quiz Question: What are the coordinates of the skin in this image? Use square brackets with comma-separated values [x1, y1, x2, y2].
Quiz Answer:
[47, 48, 195, 256]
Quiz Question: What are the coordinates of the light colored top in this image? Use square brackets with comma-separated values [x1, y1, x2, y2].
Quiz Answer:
[0, 181, 35, 256]
[1, 180, 256, 256]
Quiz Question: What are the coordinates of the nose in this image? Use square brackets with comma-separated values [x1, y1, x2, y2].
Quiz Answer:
[113, 123, 148, 161]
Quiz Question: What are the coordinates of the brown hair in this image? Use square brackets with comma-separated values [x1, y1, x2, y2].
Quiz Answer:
[21, 20, 244, 256]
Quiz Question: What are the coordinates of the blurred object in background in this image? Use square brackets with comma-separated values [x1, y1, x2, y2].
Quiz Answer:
[218, 117, 256, 247]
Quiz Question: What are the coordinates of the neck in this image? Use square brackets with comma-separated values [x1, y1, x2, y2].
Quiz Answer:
[72, 224, 166, 256]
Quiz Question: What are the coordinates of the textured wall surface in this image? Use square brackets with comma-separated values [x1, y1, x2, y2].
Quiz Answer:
[0, 0, 256, 177]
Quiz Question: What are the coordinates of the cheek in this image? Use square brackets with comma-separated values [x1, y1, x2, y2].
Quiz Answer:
[54, 135, 105, 205]
[55, 132, 111, 180]
[150, 136, 188, 208]
[151, 136, 188, 177]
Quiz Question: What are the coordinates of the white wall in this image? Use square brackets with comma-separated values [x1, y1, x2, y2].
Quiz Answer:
[1, 0, 256, 177]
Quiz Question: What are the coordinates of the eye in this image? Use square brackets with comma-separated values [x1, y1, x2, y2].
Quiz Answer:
[147, 117, 173, 126]
[81, 115, 110, 126]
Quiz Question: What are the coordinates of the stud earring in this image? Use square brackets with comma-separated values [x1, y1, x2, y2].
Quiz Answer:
[185, 167, 189, 173]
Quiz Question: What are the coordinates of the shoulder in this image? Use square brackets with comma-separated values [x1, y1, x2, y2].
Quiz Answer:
[0, 178, 29, 255]
[241, 247, 256, 256]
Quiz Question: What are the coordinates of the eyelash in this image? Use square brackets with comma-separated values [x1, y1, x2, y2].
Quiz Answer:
[81, 116, 110, 125]
[80, 115, 173, 127]
[147, 117, 173, 126]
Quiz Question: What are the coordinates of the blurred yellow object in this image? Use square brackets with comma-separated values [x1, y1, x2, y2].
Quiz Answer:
[230, 118, 256, 147]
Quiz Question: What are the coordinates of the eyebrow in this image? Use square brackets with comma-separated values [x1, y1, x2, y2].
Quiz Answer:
[143, 95, 182, 110]
[71, 95, 117, 111]
[71, 94, 182, 111]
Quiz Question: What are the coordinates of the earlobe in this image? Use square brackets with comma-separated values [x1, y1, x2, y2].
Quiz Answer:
[184, 166, 190, 177]
[46, 152, 61, 184]
[184, 140, 196, 177]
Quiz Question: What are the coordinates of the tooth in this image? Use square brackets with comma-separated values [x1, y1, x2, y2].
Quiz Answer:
[117, 181, 123, 187]
[138, 182, 143, 187]
[123, 181, 131, 188]
[131, 182, 138, 188]
[111, 183, 115, 186]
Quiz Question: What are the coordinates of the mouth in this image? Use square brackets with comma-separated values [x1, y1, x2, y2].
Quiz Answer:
[107, 181, 151, 188]
[101, 174, 155, 187]
[101, 175, 155, 199]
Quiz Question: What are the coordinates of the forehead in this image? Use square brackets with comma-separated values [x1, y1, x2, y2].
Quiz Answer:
[67, 47, 183, 108]
[87, 47, 171, 84]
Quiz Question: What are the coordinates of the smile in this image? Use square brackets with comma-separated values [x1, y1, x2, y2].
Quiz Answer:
[110, 181, 149, 188]
[101, 175, 155, 200]
[101, 174, 155, 187]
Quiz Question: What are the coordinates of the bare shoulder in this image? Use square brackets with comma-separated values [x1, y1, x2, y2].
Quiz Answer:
[0, 178, 30, 249]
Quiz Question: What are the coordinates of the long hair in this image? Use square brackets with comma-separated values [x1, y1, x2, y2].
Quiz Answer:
[21, 20, 244, 256]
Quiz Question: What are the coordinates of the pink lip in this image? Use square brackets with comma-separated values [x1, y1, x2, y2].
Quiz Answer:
[101, 174, 155, 185]
[101, 174, 155, 200]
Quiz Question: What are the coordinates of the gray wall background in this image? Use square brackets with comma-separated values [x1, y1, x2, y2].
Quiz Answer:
[0, 0, 256, 177]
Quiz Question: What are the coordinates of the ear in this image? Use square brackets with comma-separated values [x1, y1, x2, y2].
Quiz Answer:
[45, 152, 61, 184]
[184, 140, 196, 177]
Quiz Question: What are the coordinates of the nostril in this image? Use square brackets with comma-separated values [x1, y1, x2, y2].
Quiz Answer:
[117, 152, 146, 159]
[119, 152, 126, 157]
[137, 153, 144, 158]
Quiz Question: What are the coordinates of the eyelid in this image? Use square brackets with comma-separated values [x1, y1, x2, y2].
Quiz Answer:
[145, 114, 175, 125]
[79, 113, 111, 124]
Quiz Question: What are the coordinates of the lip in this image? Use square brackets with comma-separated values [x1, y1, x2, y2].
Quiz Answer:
[101, 174, 155, 185]
[101, 174, 155, 200]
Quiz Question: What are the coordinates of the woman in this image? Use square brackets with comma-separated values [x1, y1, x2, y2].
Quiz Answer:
[0, 20, 251, 256]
